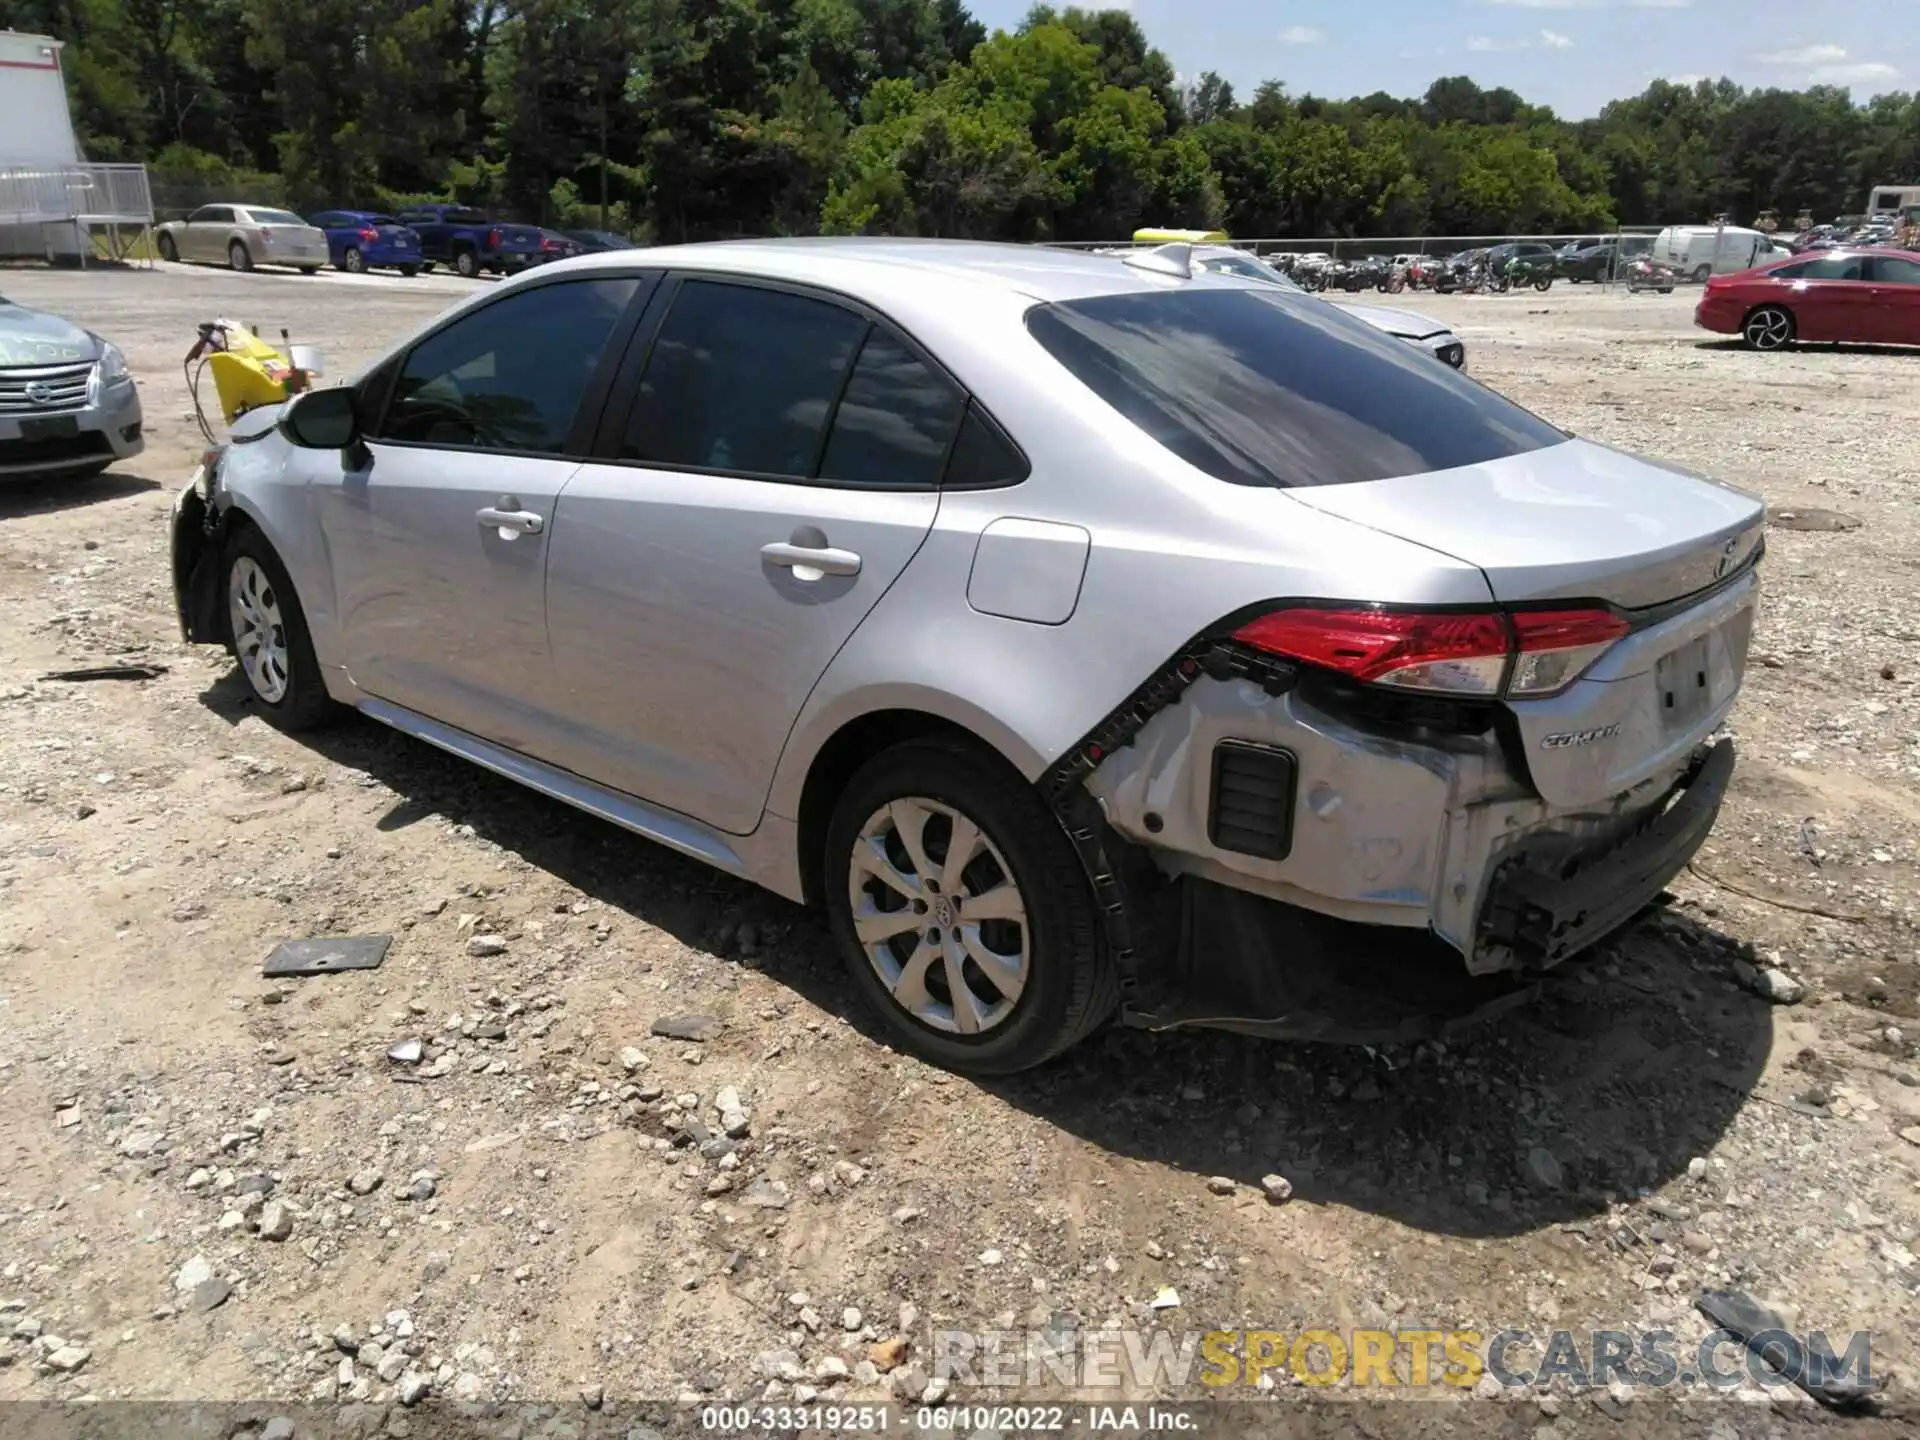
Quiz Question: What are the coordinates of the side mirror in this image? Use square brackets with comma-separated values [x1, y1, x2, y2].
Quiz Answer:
[281, 386, 360, 450]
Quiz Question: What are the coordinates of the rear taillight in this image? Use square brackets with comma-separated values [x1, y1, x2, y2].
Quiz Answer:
[1506, 609, 1629, 696]
[540, 235, 561, 251]
[487, 227, 503, 248]
[1233, 609, 1510, 695]
[1231, 605, 1626, 699]
[359, 227, 378, 244]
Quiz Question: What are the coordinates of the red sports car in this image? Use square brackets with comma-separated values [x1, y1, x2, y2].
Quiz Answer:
[1693, 247, 1920, 351]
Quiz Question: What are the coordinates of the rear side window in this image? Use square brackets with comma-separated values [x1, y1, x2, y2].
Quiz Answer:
[1871, 256, 1920, 285]
[1796, 255, 1867, 280]
[818, 329, 965, 488]
[623, 281, 865, 478]
[1026, 288, 1564, 488]
[943, 403, 1029, 488]
[375, 277, 639, 454]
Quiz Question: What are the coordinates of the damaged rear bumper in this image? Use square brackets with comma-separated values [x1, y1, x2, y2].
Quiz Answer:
[1476, 737, 1732, 969]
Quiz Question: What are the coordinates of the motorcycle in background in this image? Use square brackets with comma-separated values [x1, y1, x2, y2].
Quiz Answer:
[1624, 257, 1677, 294]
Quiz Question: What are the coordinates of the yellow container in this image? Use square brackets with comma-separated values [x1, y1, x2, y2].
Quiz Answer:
[1131, 228, 1229, 245]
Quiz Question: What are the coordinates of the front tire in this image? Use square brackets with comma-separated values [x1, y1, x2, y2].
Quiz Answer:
[223, 527, 338, 731]
[1691, 264, 1712, 283]
[823, 738, 1116, 1075]
[157, 233, 178, 263]
[1743, 306, 1795, 351]
[229, 241, 254, 273]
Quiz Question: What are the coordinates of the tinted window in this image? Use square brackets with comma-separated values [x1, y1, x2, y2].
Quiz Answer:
[189, 206, 231, 224]
[376, 277, 639, 453]
[818, 329, 964, 488]
[943, 403, 1029, 489]
[1798, 254, 1867, 280]
[246, 209, 307, 226]
[445, 209, 488, 225]
[1872, 256, 1920, 284]
[623, 281, 865, 477]
[1026, 288, 1564, 489]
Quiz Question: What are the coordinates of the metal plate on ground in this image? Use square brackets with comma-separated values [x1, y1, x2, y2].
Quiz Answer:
[262, 935, 392, 976]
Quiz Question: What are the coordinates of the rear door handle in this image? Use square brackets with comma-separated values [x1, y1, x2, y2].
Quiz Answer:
[477, 505, 543, 536]
[761, 541, 861, 578]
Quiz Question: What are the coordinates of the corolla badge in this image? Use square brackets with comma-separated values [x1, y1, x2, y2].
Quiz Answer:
[1542, 723, 1620, 749]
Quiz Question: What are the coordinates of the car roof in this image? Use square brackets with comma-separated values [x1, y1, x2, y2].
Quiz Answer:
[534, 237, 1232, 304]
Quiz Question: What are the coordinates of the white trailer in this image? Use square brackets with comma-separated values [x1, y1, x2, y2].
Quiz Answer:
[0, 30, 152, 262]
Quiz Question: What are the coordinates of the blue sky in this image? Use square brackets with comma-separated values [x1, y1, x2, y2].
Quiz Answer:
[972, 1, 1911, 119]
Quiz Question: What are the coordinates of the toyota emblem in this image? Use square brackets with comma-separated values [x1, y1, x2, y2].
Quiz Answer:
[23, 381, 54, 406]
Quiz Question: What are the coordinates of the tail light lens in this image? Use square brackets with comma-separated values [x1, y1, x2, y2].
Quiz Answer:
[540, 234, 561, 251]
[359, 226, 379, 244]
[1507, 609, 1629, 696]
[1231, 605, 1626, 699]
[487, 227, 503, 248]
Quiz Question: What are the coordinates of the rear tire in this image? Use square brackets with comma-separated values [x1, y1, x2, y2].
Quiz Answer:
[399, 264, 420, 277]
[1742, 306, 1795, 351]
[823, 738, 1117, 1075]
[299, 267, 318, 276]
[157, 233, 178, 263]
[342, 247, 365, 274]
[229, 241, 253, 273]
[222, 526, 339, 732]
[453, 248, 478, 278]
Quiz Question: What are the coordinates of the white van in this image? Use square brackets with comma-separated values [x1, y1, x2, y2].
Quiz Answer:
[1649, 225, 1776, 282]
[1866, 184, 1920, 217]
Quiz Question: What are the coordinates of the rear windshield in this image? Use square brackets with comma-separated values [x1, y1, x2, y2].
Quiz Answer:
[1025, 287, 1565, 488]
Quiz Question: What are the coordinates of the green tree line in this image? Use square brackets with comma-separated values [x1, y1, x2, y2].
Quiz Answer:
[15, 0, 1920, 240]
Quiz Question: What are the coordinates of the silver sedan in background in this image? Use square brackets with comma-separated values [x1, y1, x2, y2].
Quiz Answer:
[157, 204, 330, 274]
[172, 239, 1761, 1073]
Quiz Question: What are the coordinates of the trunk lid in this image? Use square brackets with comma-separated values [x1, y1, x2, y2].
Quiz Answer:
[495, 225, 543, 252]
[1284, 438, 1765, 809]
[1282, 437, 1764, 611]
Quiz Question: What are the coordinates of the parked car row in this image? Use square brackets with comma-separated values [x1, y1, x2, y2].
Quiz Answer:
[156, 203, 633, 279]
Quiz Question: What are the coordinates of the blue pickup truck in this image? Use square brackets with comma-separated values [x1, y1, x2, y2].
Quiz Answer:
[395, 205, 557, 278]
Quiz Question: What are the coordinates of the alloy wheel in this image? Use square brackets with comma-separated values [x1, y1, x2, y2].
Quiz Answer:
[344, 248, 364, 273]
[1744, 308, 1793, 351]
[229, 555, 290, 703]
[847, 797, 1029, 1036]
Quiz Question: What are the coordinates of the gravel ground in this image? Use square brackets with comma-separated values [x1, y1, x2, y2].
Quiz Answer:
[1, 261, 1918, 1434]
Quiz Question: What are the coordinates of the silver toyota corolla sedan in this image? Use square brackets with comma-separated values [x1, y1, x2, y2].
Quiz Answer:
[171, 239, 1763, 1074]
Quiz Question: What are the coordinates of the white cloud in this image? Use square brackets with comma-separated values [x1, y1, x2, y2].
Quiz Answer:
[1277, 25, 1323, 44]
[1810, 61, 1899, 86]
[1466, 35, 1530, 52]
[1667, 72, 1708, 85]
[1540, 29, 1574, 48]
[1757, 43, 1847, 65]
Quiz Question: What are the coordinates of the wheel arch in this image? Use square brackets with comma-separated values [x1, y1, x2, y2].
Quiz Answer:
[786, 701, 1047, 909]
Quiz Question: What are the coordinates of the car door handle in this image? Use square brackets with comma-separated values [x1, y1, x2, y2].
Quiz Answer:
[476, 506, 543, 535]
[761, 541, 861, 578]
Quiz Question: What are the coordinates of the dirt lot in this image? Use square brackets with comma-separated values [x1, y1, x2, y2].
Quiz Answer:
[2, 260, 1918, 1434]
